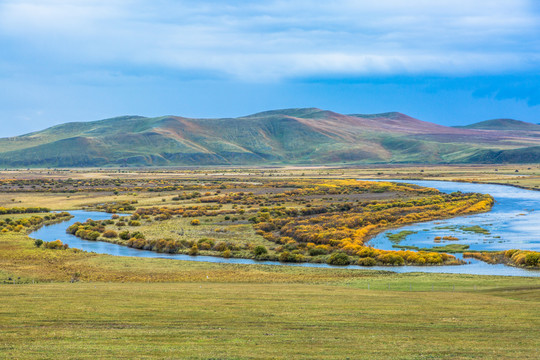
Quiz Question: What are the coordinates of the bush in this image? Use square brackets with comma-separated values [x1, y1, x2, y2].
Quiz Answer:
[213, 241, 228, 251]
[66, 223, 79, 234]
[377, 253, 405, 266]
[119, 230, 131, 240]
[190, 219, 200, 226]
[525, 253, 540, 267]
[34, 239, 43, 247]
[309, 247, 327, 256]
[198, 242, 211, 250]
[358, 257, 376, 266]
[253, 245, 268, 256]
[279, 251, 292, 262]
[127, 237, 146, 249]
[87, 231, 101, 241]
[154, 214, 171, 221]
[357, 247, 378, 258]
[44, 239, 68, 250]
[131, 231, 145, 239]
[102, 230, 118, 238]
[327, 252, 350, 266]
[128, 220, 141, 226]
[188, 244, 199, 255]
[278, 251, 304, 262]
[198, 238, 215, 248]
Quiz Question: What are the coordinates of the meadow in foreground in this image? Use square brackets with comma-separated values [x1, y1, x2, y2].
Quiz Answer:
[0, 228, 539, 359]
[1, 280, 539, 360]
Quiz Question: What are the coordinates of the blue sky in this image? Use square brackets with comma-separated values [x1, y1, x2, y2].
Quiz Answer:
[1, 0, 539, 136]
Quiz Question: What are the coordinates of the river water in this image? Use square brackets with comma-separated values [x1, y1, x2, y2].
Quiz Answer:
[29, 180, 540, 277]
[369, 180, 540, 253]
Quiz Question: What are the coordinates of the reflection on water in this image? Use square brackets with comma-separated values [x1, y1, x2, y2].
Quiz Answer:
[29, 180, 540, 277]
[369, 180, 540, 253]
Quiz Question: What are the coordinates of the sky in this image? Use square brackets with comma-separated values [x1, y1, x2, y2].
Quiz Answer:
[1, 0, 539, 137]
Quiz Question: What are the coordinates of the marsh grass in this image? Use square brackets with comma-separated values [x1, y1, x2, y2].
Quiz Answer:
[386, 230, 418, 244]
[460, 225, 491, 235]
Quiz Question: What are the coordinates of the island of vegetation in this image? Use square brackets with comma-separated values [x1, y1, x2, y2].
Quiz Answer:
[0, 207, 72, 234]
[464, 250, 540, 268]
[60, 179, 496, 266]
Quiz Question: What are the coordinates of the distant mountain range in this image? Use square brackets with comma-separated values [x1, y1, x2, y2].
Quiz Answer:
[0, 108, 538, 167]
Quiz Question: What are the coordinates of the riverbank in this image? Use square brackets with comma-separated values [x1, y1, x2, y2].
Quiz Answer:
[24, 177, 539, 275]
[8, 228, 540, 284]
[22, 208, 539, 276]
[47, 180, 496, 268]
[369, 180, 540, 260]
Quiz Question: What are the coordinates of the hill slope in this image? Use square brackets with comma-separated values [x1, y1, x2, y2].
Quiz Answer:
[456, 118, 540, 131]
[0, 108, 539, 167]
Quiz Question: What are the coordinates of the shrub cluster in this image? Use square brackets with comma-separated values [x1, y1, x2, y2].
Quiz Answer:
[464, 249, 540, 268]
[125, 235, 247, 256]
[94, 200, 137, 213]
[0, 206, 50, 214]
[0, 212, 71, 233]
[134, 205, 237, 218]
[43, 239, 69, 250]
[252, 190, 491, 266]
[57, 179, 495, 267]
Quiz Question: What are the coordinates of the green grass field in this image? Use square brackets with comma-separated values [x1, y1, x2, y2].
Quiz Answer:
[1, 281, 539, 359]
[1, 231, 539, 359]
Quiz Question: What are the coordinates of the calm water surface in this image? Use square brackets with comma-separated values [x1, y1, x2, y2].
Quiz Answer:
[29, 180, 540, 277]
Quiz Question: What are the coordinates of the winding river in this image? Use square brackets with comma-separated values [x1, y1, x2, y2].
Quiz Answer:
[29, 180, 540, 277]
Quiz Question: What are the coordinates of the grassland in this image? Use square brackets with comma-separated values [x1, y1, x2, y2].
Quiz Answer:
[0, 167, 539, 359]
[2, 281, 539, 360]
[354, 164, 540, 190]
[1, 229, 540, 359]
[0, 163, 538, 199]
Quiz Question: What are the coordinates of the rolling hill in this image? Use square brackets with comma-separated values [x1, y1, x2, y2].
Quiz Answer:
[455, 118, 540, 131]
[0, 108, 539, 167]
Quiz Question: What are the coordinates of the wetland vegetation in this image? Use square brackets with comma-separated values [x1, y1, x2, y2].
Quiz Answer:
[61, 179, 495, 266]
[1, 167, 539, 270]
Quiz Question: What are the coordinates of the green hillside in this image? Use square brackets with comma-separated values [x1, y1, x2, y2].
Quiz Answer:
[456, 118, 540, 131]
[0, 108, 539, 167]
[467, 146, 540, 164]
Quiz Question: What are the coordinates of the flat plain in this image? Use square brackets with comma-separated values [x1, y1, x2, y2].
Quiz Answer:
[0, 165, 539, 359]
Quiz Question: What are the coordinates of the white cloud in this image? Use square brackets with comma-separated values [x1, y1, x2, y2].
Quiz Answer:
[0, 0, 538, 80]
